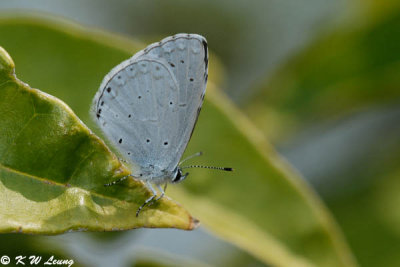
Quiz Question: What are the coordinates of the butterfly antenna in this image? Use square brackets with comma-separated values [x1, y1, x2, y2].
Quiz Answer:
[181, 165, 234, 172]
[179, 151, 203, 165]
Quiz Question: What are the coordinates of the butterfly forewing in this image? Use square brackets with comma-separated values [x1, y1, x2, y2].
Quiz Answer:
[141, 34, 208, 171]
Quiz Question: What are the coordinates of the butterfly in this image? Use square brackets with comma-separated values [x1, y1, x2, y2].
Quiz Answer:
[91, 34, 231, 216]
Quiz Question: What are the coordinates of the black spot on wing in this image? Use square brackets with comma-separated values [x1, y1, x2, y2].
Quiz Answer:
[96, 108, 102, 118]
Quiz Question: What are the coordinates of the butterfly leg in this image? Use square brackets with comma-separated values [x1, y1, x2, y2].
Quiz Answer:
[136, 181, 157, 217]
[104, 174, 133, 186]
[148, 183, 168, 207]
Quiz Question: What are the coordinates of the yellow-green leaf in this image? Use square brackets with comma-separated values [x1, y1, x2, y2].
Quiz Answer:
[0, 46, 197, 234]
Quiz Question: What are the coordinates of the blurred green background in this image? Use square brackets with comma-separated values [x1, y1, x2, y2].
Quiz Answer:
[0, 0, 400, 266]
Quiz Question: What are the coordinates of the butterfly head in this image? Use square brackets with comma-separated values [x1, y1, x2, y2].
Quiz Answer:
[171, 152, 233, 183]
[171, 167, 189, 183]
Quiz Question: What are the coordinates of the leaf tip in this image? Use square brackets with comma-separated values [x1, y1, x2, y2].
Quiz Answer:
[189, 216, 200, 230]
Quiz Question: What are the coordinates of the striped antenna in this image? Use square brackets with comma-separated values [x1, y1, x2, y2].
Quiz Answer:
[181, 165, 233, 171]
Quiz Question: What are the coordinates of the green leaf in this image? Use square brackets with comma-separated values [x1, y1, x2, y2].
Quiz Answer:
[243, 4, 400, 266]
[245, 8, 400, 143]
[0, 15, 356, 266]
[130, 252, 210, 267]
[0, 46, 197, 234]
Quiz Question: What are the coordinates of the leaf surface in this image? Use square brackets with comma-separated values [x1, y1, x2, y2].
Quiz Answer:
[0, 45, 197, 234]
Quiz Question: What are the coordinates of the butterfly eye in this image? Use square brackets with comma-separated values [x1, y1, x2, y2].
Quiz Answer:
[172, 169, 181, 183]
[172, 169, 189, 183]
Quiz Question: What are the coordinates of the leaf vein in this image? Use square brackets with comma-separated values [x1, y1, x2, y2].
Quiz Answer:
[0, 163, 128, 204]
[0, 114, 37, 161]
